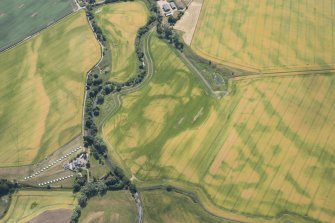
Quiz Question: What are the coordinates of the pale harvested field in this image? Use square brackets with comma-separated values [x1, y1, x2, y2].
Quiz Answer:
[192, 0, 335, 73]
[175, 0, 203, 45]
[104, 33, 335, 222]
[29, 209, 72, 223]
[0, 11, 100, 166]
[94, 1, 148, 82]
[0, 190, 76, 223]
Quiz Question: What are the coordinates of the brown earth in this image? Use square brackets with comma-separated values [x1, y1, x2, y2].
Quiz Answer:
[28, 209, 72, 223]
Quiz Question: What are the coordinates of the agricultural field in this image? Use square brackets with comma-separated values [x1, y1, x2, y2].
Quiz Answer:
[192, 0, 335, 73]
[142, 190, 228, 223]
[103, 33, 335, 222]
[0, 0, 76, 51]
[0, 11, 100, 167]
[94, 1, 149, 82]
[0, 190, 76, 223]
[79, 191, 137, 223]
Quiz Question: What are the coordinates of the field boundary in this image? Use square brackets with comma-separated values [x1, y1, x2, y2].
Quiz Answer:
[232, 68, 335, 82]
[139, 184, 319, 223]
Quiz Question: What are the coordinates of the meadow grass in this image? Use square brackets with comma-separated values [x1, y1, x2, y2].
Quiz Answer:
[192, 0, 335, 73]
[103, 32, 335, 222]
[0, 11, 100, 166]
[79, 191, 137, 223]
[0, 190, 76, 223]
[90, 156, 110, 179]
[142, 190, 231, 223]
[0, 0, 75, 51]
[94, 1, 149, 82]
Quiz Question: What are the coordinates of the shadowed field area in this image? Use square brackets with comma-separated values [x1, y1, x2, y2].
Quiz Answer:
[0, 11, 100, 167]
[192, 0, 335, 73]
[94, 1, 149, 82]
[0, 190, 76, 223]
[103, 33, 335, 222]
[0, 0, 76, 51]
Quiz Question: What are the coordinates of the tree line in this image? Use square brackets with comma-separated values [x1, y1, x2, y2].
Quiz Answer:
[75, 0, 187, 222]
[70, 167, 137, 222]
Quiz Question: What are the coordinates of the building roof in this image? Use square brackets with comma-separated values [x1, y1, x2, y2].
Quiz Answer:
[162, 4, 170, 12]
[170, 2, 177, 9]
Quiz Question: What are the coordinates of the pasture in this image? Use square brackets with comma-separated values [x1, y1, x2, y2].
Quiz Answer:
[79, 191, 137, 223]
[94, 1, 149, 82]
[192, 0, 335, 73]
[0, 11, 100, 166]
[103, 33, 335, 222]
[0, 0, 76, 51]
[0, 190, 76, 223]
[142, 190, 228, 223]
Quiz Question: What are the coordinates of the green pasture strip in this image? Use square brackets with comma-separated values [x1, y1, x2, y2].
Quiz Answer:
[0, 0, 76, 51]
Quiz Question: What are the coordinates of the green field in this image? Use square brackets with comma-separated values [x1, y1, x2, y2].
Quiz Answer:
[192, 0, 335, 73]
[103, 33, 335, 222]
[0, 190, 76, 223]
[0, 11, 100, 166]
[94, 1, 149, 82]
[79, 191, 137, 223]
[0, 0, 76, 51]
[142, 190, 228, 223]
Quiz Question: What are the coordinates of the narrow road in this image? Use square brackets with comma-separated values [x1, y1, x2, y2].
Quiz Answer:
[176, 50, 225, 98]
[100, 28, 155, 223]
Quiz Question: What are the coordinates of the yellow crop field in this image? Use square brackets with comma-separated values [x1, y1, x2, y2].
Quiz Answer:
[0, 190, 76, 223]
[94, 1, 148, 82]
[192, 0, 335, 73]
[104, 33, 335, 222]
[0, 11, 100, 166]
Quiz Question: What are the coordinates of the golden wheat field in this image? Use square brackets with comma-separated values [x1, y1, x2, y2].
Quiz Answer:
[192, 0, 335, 73]
[0, 11, 100, 167]
[94, 1, 148, 82]
[104, 34, 335, 222]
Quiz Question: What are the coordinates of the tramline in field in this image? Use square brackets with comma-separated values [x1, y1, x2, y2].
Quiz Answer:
[192, 0, 335, 73]
[0, 11, 100, 166]
[103, 33, 335, 222]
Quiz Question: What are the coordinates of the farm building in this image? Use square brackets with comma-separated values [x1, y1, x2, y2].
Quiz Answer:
[169, 2, 177, 10]
[174, 0, 185, 10]
[162, 4, 171, 12]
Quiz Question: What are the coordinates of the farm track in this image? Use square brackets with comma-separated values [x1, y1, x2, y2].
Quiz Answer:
[97, 28, 259, 223]
[2, 1, 332, 222]
[99, 28, 155, 223]
[83, 5, 156, 223]
[95, 24, 324, 223]
[233, 67, 335, 81]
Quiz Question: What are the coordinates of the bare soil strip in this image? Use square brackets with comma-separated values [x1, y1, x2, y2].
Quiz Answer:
[175, 0, 203, 45]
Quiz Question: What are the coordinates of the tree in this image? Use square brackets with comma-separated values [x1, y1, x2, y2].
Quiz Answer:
[78, 194, 88, 207]
[96, 95, 104, 105]
[168, 16, 177, 25]
[73, 183, 81, 193]
[70, 206, 81, 223]
[129, 183, 137, 194]
[96, 181, 107, 196]
[0, 183, 9, 196]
